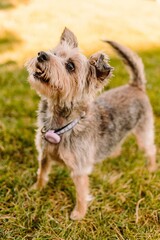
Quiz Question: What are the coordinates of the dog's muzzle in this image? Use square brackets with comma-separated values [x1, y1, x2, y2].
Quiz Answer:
[37, 51, 49, 62]
[33, 52, 50, 82]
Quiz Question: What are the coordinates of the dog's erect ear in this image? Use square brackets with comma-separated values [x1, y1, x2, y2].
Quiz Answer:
[60, 27, 78, 48]
[89, 52, 113, 81]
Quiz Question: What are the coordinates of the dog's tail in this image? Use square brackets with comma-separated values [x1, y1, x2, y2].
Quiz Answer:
[104, 40, 146, 91]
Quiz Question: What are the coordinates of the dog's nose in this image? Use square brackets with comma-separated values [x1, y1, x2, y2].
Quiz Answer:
[37, 51, 49, 62]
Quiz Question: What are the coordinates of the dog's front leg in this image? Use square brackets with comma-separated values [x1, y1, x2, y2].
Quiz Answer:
[70, 175, 89, 220]
[32, 152, 52, 190]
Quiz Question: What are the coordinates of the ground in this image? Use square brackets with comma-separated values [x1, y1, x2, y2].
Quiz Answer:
[0, 0, 160, 239]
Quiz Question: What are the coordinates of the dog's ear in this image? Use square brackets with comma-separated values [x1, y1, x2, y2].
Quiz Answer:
[89, 52, 113, 81]
[60, 27, 78, 48]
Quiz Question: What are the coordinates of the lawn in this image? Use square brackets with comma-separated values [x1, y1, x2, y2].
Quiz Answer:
[0, 1, 160, 239]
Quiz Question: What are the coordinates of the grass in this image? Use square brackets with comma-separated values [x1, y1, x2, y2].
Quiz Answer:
[0, 48, 160, 240]
[0, 0, 29, 9]
[0, 31, 21, 53]
[1, 0, 160, 239]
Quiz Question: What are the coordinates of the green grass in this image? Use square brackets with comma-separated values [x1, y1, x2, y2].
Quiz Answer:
[0, 48, 160, 239]
[0, 31, 21, 53]
[0, 0, 14, 9]
[0, 0, 30, 9]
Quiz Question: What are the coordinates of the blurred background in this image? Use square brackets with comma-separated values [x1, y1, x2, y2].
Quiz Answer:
[0, 0, 160, 63]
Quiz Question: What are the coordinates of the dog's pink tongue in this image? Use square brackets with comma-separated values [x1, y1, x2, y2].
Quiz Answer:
[45, 130, 61, 144]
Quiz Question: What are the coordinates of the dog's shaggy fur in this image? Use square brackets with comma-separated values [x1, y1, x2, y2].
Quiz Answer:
[26, 28, 156, 220]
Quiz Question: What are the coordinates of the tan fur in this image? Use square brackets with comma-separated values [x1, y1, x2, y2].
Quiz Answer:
[26, 28, 156, 220]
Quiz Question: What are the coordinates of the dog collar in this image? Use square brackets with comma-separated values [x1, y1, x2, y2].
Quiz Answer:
[41, 112, 85, 144]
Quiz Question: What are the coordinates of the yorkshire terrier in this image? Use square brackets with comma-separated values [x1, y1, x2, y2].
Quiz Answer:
[26, 28, 156, 220]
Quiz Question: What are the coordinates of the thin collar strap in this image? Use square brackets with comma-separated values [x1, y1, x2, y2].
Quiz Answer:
[41, 111, 86, 136]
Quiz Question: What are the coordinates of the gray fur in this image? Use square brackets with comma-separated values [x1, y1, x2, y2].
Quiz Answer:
[26, 28, 156, 220]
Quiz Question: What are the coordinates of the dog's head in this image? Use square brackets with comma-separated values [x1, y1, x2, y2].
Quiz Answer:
[26, 28, 113, 104]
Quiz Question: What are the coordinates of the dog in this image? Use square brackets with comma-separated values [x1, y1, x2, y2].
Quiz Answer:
[26, 28, 156, 220]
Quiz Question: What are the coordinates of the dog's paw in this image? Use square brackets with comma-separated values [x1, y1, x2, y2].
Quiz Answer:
[148, 163, 157, 173]
[30, 181, 45, 191]
[70, 209, 86, 221]
[29, 183, 39, 191]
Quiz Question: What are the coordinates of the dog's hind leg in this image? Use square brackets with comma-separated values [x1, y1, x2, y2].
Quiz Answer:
[134, 110, 157, 172]
[110, 145, 122, 158]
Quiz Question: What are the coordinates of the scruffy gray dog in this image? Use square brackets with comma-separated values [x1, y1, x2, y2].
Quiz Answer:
[26, 28, 156, 220]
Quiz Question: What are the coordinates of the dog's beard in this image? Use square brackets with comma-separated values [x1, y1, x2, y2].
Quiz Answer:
[33, 62, 50, 83]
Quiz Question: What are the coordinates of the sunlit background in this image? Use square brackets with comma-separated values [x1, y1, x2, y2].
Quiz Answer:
[0, 0, 160, 64]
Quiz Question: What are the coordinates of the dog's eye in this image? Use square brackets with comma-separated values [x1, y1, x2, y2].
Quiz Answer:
[65, 61, 75, 73]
